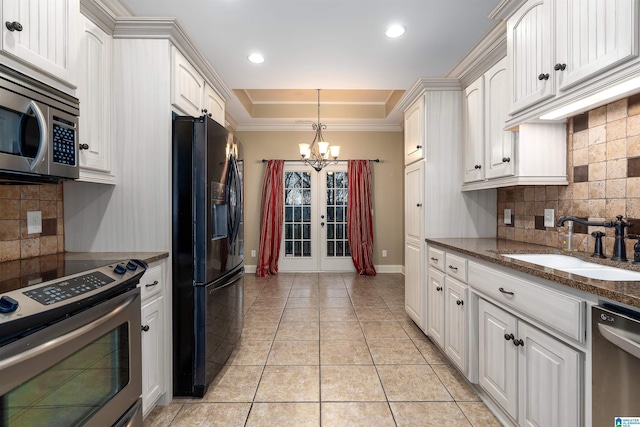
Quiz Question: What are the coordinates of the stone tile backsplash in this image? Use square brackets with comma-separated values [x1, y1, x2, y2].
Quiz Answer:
[0, 184, 64, 262]
[497, 94, 640, 258]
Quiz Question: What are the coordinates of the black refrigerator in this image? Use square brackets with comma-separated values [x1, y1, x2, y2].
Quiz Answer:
[172, 114, 244, 398]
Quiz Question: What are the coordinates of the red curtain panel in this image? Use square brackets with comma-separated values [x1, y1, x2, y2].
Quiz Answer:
[256, 160, 285, 277]
[347, 160, 376, 276]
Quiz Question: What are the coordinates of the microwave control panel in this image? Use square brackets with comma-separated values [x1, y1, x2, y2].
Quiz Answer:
[52, 123, 76, 165]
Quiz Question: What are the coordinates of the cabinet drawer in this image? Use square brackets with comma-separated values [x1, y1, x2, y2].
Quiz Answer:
[140, 264, 163, 301]
[428, 247, 445, 272]
[445, 253, 467, 283]
[468, 262, 585, 343]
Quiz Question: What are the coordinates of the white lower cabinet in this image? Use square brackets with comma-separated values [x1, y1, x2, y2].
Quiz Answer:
[426, 267, 445, 348]
[141, 296, 164, 415]
[478, 298, 581, 427]
[444, 277, 467, 373]
[140, 263, 165, 416]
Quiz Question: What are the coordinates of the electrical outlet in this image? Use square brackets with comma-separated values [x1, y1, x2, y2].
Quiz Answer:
[544, 209, 555, 227]
[251, 250, 256, 258]
[504, 209, 512, 225]
[27, 211, 42, 234]
[382, 250, 387, 257]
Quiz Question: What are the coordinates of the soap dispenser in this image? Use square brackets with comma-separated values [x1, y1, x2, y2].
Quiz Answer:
[561, 221, 578, 252]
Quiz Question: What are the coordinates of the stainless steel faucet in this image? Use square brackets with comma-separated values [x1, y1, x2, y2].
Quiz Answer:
[557, 215, 629, 262]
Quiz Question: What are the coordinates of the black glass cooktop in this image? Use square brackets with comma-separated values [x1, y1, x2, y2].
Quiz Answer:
[0, 254, 121, 295]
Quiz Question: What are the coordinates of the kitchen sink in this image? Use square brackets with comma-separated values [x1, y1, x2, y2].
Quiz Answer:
[501, 253, 640, 281]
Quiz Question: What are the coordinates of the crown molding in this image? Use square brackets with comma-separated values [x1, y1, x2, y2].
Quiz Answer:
[80, 0, 118, 33]
[112, 17, 234, 101]
[235, 123, 402, 132]
[394, 78, 461, 112]
[446, 20, 507, 87]
[489, 0, 528, 21]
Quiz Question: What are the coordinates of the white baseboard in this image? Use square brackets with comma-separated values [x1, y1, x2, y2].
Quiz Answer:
[243, 264, 403, 274]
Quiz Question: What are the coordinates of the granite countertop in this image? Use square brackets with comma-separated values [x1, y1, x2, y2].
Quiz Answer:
[426, 238, 640, 309]
[63, 251, 169, 265]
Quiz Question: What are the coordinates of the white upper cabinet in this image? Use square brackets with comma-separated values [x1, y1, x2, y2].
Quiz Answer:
[77, 14, 114, 184]
[556, 0, 637, 92]
[507, 0, 554, 114]
[504, 0, 639, 122]
[404, 96, 424, 165]
[463, 77, 484, 183]
[484, 59, 513, 180]
[1, 0, 78, 89]
[463, 57, 514, 187]
[171, 46, 226, 126]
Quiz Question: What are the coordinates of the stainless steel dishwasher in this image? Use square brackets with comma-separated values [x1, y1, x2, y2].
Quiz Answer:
[592, 304, 640, 426]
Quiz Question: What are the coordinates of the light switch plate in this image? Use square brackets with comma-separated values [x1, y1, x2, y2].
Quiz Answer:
[504, 209, 512, 225]
[251, 250, 256, 258]
[27, 211, 42, 234]
[544, 209, 555, 227]
[382, 250, 388, 257]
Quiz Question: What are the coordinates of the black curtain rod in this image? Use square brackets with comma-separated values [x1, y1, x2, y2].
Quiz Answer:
[261, 159, 380, 163]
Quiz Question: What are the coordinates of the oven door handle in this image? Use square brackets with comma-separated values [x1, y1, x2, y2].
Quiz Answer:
[0, 294, 136, 371]
[598, 323, 640, 360]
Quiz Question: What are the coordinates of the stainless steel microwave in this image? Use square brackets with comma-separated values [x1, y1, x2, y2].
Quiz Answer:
[0, 65, 79, 183]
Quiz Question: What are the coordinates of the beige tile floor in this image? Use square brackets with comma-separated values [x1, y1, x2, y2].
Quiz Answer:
[144, 273, 503, 426]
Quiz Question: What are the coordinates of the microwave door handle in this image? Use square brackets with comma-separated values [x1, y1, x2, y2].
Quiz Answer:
[27, 101, 48, 172]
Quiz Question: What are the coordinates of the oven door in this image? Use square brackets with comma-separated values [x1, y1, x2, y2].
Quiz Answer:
[0, 288, 142, 427]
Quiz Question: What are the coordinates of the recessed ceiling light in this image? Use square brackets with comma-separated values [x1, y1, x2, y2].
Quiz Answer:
[248, 53, 265, 64]
[385, 24, 406, 38]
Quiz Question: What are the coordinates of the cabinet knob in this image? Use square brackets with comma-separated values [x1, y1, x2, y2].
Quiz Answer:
[79, 143, 89, 150]
[5, 21, 22, 32]
[141, 325, 150, 332]
[502, 157, 511, 163]
[416, 145, 422, 149]
[474, 164, 482, 170]
[145, 280, 159, 288]
[456, 300, 464, 306]
[417, 203, 422, 207]
[538, 73, 550, 81]
[504, 333, 514, 341]
[513, 338, 524, 346]
[436, 286, 443, 291]
[554, 63, 567, 71]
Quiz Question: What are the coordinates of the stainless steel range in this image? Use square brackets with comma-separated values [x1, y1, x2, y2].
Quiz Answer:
[0, 258, 146, 427]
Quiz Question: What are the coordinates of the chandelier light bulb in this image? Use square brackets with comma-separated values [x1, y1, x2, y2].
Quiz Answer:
[299, 143, 310, 158]
[330, 145, 340, 159]
[385, 24, 406, 38]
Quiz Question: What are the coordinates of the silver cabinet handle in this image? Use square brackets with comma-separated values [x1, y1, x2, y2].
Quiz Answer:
[145, 280, 159, 288]
[499, 287, 514, 296]
[598, 323, 640, 359]
[448, 265, 458, 271]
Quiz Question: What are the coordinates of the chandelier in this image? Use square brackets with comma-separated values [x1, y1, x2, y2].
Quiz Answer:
[299, 89, 340, 172]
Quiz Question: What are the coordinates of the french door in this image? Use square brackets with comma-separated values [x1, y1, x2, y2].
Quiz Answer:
[278, 163, 354, 272]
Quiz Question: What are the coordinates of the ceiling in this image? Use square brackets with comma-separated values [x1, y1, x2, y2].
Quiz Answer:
[116, 0, 502, 130]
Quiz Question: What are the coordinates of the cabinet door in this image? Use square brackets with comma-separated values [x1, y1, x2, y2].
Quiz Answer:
[518, 322, 581, 427]
[404, 161, 423, 243]
[478, 299, 518, 420]
[1, 0, 78, 85]
[444, 277, 467, 373]
[204, 84, 226, 126]
[508, 0, 554, 113]
[404, 96, 424, 165]
[484, 58, 514, 180]
[556, 0, 638, 91]
[77, 15, 113, 180]
[426, 267, 445, 348]
[405, 240, 423, 328]
[462, 77, 484, 183]
[141, 296, 165, 415]
[171, 46, 205, 117]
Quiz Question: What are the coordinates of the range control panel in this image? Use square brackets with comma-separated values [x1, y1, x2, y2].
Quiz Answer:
[23, 272, 115, 305]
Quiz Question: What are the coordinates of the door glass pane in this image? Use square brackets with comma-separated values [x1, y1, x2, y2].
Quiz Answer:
[283, 171, 312, 258]
[325, 171, 349, 259]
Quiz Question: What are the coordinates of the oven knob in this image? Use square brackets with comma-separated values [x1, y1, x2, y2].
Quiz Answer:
[114, 264, 127, 275]
[126, 261, 138, 271]
[0, 296, 19, 313]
